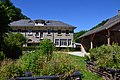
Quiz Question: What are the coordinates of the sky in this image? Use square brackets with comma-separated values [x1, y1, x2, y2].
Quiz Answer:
[11, 0, 120, 32]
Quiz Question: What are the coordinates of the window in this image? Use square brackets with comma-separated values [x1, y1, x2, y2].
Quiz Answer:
[40, 32, 43, 38]
[48, 29, 51, 34]
[60, 39, 67, 46]
[28, 30, 32, 33]
[58, 30, 61, 34]
[55, 39, 59, 46]
[28, 30, 33, 36]
[68, 39, 71, 46]
[35, 32, 39, 36]
[35, 32, 39, 38]
[18, 29, 21, 32]
[66, 30, 69, 34]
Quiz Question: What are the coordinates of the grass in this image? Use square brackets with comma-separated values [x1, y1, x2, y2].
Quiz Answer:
[60, 52, 103, 80]
[0, 51, 103, 80]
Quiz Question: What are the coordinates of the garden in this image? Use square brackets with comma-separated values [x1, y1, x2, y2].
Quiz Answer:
[87, 44, 120, 80]
[0, 38, 103, 80]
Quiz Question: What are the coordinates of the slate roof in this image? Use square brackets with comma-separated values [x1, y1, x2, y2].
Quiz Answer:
[9, 19, 76, 28]
[79, 14, 120, 38]
[9, 19, 35, 26]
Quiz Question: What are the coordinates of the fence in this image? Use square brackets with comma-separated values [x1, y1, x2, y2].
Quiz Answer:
[15, 70, 82, 80]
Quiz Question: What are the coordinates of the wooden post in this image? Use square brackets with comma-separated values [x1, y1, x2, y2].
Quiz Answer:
[80, 44, 86, 53]
[90, 34, 95, 49]
[107, 30, 110, 45]
[90, 41, 93, 49]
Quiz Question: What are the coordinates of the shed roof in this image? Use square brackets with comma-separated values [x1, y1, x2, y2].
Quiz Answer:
[9, 19, 76, 28]
[79, 15, 120, 38]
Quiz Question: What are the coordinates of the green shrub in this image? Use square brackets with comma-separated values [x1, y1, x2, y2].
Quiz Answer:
[0, 51, 80, 79]
[3, 33, 26, 59]
[0, 59, 14, 80]
[22, 46, 39, 51]
[39, 39, 55, 60]
[89, 44, 120, 69]
[0, 51, 5, 61]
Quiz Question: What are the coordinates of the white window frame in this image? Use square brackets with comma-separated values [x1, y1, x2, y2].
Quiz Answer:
[55, 39, 59, 46]
[60, 39, 67, 46]
[68, 39, 72, 46]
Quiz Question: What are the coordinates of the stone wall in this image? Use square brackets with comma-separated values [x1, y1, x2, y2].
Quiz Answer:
[86, 61, 120, 80]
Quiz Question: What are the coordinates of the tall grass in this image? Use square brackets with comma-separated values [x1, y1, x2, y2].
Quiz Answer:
[0, 51, 81, 79]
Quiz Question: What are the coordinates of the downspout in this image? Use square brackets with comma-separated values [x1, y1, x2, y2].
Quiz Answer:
[52, 29, 55, 45]
[25, 26, 27, 47]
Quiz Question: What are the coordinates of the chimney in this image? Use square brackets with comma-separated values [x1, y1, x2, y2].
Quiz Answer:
[118, 10, 120, 15]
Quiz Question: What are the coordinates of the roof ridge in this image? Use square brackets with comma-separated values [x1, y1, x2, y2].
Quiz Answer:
[79, 15, 120, 38]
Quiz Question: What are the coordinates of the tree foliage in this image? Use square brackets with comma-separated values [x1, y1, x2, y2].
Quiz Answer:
[3, 33, 26, 59]
[0, 0, 29, 50]
[75, 19, 109, 43]
[0, 4, 9, 50]
[89, 19, 109, 30]
[89, 44, 120, 69]
[74, 30, 87, 43]
[0, 0, 29, 22]
[39, 39, 55, 60]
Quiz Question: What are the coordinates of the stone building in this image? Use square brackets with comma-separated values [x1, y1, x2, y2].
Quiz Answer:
[10, 19, 76, 47]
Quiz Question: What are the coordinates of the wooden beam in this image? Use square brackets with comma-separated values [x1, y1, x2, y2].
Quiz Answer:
[91, 33, 95, 41]
[80, 44, 86, 53]
[80, 37, 84, 43]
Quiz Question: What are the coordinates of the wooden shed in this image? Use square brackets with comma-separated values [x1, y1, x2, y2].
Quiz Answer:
[79, 10, 120, 52]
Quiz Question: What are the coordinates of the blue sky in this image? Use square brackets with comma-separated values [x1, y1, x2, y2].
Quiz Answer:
[11, 0, 120, 32]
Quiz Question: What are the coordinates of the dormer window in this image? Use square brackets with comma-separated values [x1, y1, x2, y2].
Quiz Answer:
[35, 23, 44, 26]
[34, 20, 46, 26]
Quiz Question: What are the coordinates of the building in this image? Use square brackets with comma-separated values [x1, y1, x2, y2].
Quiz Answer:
[9, 19, 76, 47]
[79, 10, 120, 52]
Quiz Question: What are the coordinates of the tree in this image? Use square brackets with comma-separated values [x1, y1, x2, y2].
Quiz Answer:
[74, 30, 88, 43]
[0, 5, 10, 50]
[0, 0, 29, 50]
[0, 0, 29, 22]
[89, 19, 109, 30]
[3, 33, 26, 59]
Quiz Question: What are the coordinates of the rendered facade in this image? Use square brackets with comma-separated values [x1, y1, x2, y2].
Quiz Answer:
[10, 19, 76, 47]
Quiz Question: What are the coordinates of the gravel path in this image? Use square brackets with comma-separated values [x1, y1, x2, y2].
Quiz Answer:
[67, 52, 89, 57]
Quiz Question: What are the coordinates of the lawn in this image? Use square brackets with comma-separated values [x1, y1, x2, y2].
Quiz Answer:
[64, 53, 103, 80]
